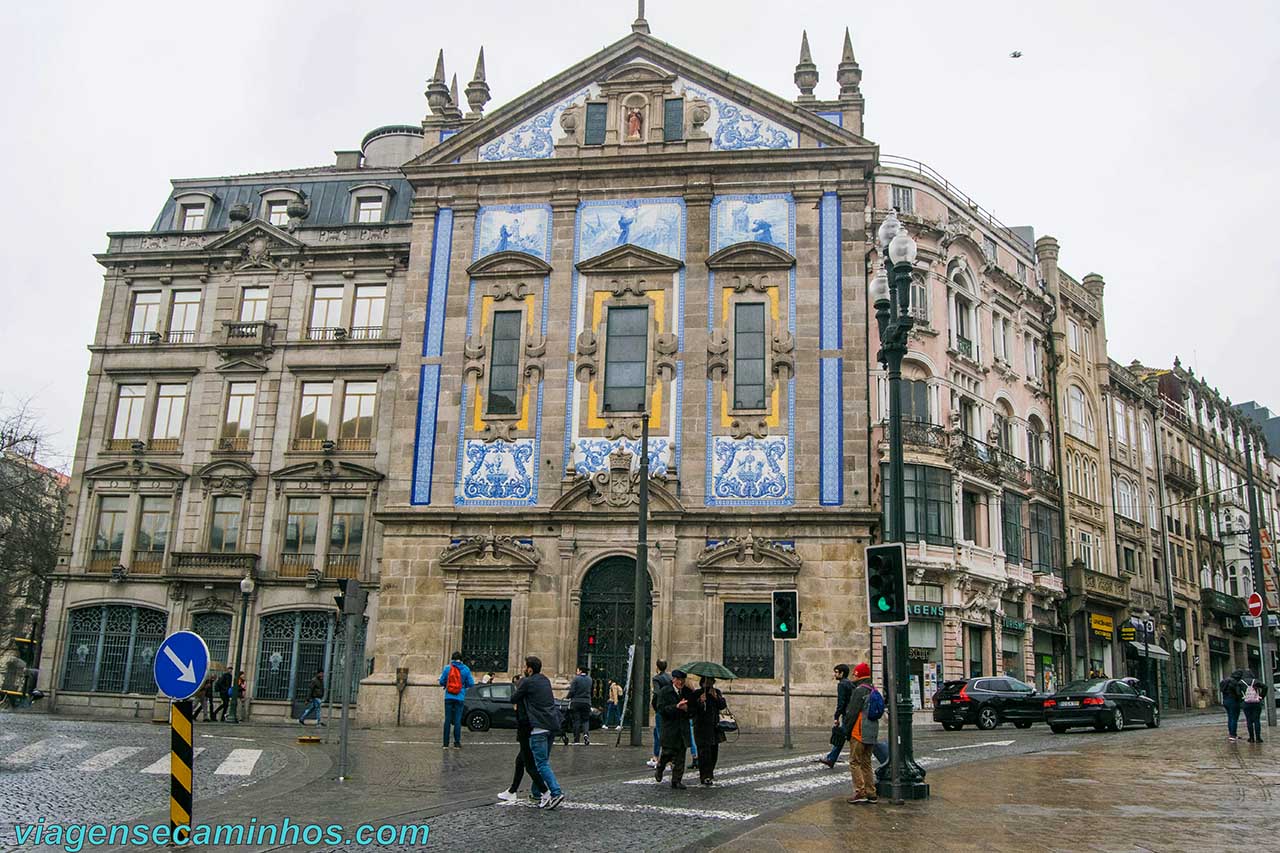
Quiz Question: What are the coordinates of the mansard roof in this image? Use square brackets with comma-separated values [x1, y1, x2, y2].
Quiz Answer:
[413, 30, 871, 169]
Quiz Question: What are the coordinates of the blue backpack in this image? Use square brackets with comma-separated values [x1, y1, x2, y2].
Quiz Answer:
[866, 687, 886, 721]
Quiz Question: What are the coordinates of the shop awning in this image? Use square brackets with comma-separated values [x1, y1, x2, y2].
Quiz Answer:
[1127, 641, 1171, 661]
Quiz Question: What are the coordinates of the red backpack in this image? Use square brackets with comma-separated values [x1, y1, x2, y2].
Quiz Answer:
[446, 663, 463, 694]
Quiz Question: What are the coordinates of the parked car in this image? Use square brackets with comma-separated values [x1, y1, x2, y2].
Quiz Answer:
[1042, 678, 1159, 733]
[462, 682, 604, 733]
[932, 677, 1045, 731]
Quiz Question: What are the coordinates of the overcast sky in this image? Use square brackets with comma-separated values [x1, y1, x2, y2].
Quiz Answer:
[3, 0, 1277, 465]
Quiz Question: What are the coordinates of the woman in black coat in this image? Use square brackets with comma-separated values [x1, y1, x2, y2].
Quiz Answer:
[692, 676, 727, 785]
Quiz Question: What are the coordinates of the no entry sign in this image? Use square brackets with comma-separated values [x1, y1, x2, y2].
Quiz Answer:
[1246, 592, 1264, 619]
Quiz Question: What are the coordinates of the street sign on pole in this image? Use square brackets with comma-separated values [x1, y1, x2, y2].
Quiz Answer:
[614, 644, 636, 748]
[1247, 592, 1264, 619]
[154, 631, 211, 702]
[1173, 638, 1188, 653]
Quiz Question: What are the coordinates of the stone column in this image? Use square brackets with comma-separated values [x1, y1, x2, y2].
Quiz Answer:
[681, 179, 712, 494]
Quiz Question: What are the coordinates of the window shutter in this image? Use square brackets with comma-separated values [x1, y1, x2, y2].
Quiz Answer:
[663, 98, 684, 141]
[584, 103, 607, 145]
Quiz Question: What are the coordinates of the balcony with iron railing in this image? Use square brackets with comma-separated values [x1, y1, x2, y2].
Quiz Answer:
[166, 329, 196, 344]
[87, 549, 121, 573]
[124, 330, 162, 345]
[347, 326, 384, 341]
[901, 419, 947, 451]
[1164, 455, 1197, 491]
[278, 552, 315, 578]
[170, 551, 258, 580]
[1030, 465, 1060, 498]
[324, 553, 360, 579]
[217, 436, 250, 453]
[306, 327, 346, 342]
[955, 335, 974, 358]
[129, 550, 165, 575]
[218, 320, 276, 351]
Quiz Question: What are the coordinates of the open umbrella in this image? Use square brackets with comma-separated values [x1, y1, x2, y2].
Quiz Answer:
[677, 661, 738, 680]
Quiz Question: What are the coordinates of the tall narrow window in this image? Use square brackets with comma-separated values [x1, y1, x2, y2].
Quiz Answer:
[166, 291, 200, 343]
[221, 382, 256, 451]
[351, 285, 386, 339]
[487, 310, 522, 415]
[281, 497, 319, 576]
[134, 497, 170, 572]
[309, 286, 344, 340]
[209, 496, 243, 552]
[722, 603, 774, 679]
[733, 303, 767, 410]
[584, 102, 607, 145]
[1067, 318, 1080, 353]
[461, 599, 511, 673]
[883, 463, 954, 545]
[1114, 399, 1128, 445]
[295, 382, 333, 449]
[1017, 260, 1028, 284]
[93, 496, 129, 565]
[892, 185, 914, 215]
[239, 287, 269, 323]
[993, 315, 1010, 362]
[150, 384, 187, 449]
[900, 379, 930, 423]
[111, 385, 147, 446]
[1027, 418, 1044, 468]
[663, 98, 684, 142]
[355, 196, 384, 223]
[1003, 492, 1027, 565]
[326, 497, 366, 578]
[339, 381, 377, 449]
[909, 275, 928, 322]
[128, 292, 161, 343]
[180, 203, 206, 232]
[266, 200, 289, 226]
[603, 307, 648, 413]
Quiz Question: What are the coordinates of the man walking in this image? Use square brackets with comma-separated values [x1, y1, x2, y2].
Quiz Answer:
[843, 662, 880, 805]
[439, 651, 475, 748]
[298, 669, 325, 726]
[654, 668, 692, 789]
[1221, 669, 1245, 743]
[817, 663, 853, 768]
[212, 669, 233, 721]
[647, 659, 672, 768]
[511, 655, 565, 810]
[567, 665, 593, 744]
[606, 679, 623, 729]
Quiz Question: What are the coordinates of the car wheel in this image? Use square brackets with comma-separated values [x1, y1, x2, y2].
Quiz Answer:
[977, 706, 1000, 730]
[1050, 724, 1068, 734]
[941, 722, 962, 731]
[1014, 721, 1033, 729]
[1108, 708, 1124, 732]
[465, 710, 490, 732]
[1146, 707, 1160, 729]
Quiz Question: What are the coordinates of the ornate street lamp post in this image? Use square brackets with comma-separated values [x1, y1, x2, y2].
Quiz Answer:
[872, 211, 930, 800]
[228, 574, 254, 724]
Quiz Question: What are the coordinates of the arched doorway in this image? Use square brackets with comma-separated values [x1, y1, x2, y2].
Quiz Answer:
[577, 556, 652, 716]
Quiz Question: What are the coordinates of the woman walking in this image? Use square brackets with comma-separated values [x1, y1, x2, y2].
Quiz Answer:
[692, 676, 727, 786]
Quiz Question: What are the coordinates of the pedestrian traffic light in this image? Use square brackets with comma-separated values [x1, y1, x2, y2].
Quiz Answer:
[334, 579, 366, 615]
[772, 590, 800, 640]
[587, 632, 596, 648]
[865, 543, 908, 626]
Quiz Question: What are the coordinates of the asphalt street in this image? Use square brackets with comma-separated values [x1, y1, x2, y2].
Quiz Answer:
[0, 708, 1225, 852]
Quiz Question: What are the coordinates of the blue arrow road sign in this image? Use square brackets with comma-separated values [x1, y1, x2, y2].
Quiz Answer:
[154, 631, 211, 701]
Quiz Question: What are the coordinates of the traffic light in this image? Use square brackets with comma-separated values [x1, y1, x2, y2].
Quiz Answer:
[865, 543, 908, 626]
[772, 590, 800, 640]
[334, 579, 366, 615]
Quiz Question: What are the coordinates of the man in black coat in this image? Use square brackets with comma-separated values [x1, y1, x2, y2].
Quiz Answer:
[511, 655, 565, 809]
[566, 665, 593, 744]
[817, 663, 853, 768]
[654, 669, 692, 789]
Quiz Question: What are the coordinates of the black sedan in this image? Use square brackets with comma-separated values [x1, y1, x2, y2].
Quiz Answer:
[1042, 678, 1160, 733]
[462, 683, 603, 733]
[932, 677, 1045, 730]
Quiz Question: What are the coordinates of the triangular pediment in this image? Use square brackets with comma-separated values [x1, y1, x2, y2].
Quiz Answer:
[270, 460, 384, 483]
[215, 357, 268, 374]
[204, 219, 304, 252]
[439, 531, 541, 571]
[84, 459, 187, 481]
[465, 250, 553, 278]
[412, 32, 868, 168]
[705, 241, 796, 271]
[204, 220, 304, 270]
[575, 243, 683, 274]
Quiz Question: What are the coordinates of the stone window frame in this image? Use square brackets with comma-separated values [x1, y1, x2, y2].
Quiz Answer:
[269, 485, 376, 581]
[123, 281, 206, 345]
[346, 183, 392, 224]
[172, 191, 216, 232]
[284, 369, 386, 454]
[480, 302, 531, 422]
[205, 491, 249, 553]
[598, 298, 654, 417]
[726, 294, 772, 417]
[102, 370, 198, 453]
[582, 100, 609, 146]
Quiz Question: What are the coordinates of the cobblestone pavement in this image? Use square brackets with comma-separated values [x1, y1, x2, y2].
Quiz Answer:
[712, 718, 1279, 852]
[1, 710, 1229, 852]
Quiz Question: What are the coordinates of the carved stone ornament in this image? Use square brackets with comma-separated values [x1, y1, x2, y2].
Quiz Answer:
[771, 329, 796, 381]
[464, 334, 486, 381]
[610, 277, 649, 298]
[654, 331, 678, 382]
[695, 531, 803, 571]
[730, 417, 769, 439]
[588, 446, 641, 508]
[191, 595, 233, 614]
[575, 329, 599, 381]
[524, 331, 546, 383]
[559, 104, 582, 143]
[168, 581, 186, 602]
[688, 99, 711, 138]
[603, 417, 644, 441]
[239, 234, 278, 269]
[730, 273, 771, 294]
[707, 329, 729, 382]
[940, 215, 975, 249]
[491, 280, 532, 302]
[440, 527, 541, 570]
[481, 421, 518, 442]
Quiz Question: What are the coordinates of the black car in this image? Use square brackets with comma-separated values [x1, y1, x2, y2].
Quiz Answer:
[1042, 678, 1159, 733]
[932, 677, 1045, 730]
[462, 683, 604, 733]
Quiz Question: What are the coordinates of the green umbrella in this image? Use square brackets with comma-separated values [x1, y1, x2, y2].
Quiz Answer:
[678, 661, 739, 680]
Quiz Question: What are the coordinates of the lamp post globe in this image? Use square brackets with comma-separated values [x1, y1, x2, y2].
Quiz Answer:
[889, 229, 918, 265]
[877, 210, 902, 251]
[870, 268, 891, 306]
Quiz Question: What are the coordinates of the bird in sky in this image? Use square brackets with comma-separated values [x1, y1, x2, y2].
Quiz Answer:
[1010, 50, 1023, 58]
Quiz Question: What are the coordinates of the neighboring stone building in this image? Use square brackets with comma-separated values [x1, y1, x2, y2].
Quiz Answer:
[867, 165, 1064, 701]
[363, 18, 882, 728]
[36, 131, 416, 718]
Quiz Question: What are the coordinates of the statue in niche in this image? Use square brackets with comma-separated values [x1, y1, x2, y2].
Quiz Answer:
[626, 107, 644, 140]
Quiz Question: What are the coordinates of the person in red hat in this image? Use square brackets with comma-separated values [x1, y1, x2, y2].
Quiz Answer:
[841, 661, 880, 804]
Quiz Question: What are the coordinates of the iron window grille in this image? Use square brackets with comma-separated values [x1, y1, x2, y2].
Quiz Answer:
[723, 603, 774, 679]
[461, 599, 511, 673]
[61, 605, 167, 694]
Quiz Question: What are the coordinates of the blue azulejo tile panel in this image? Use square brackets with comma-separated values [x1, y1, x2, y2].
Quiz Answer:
[577, 198, 685, 262]
[575, 437, 671, 477]
[474, 204, 553, 261]
[680, 82, 797, 151]
[479, 87, 592, 162]
[457, 438, 537, 505]
[422, 208, 454, 357]
[710, 436, 791, 505]
[819, 192, 841, 350]
[819, 357, 844, 506]
[712, 194, 794, 252]
[411, 365, 442, 505]
[817, 111, 843, 127]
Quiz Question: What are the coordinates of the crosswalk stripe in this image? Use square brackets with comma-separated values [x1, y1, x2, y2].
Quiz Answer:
[78, 746, 145, 771]
[2, 738, 87, 766]
[214, 748, 262, 776]
[759, 774, 846, 794]
[517, 800, 757, 821]
[625, 753, 820, 784]
[141, 747, 205, 774]
[717, 764, 822, 787]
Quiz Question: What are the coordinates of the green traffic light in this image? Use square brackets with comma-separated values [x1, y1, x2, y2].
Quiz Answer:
[779, 622, 788, 632]
[877, 597, 890, 612]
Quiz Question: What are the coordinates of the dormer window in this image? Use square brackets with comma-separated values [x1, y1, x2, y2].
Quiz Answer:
[259, 187, 305, 227]
[266, 200, 289, 227]
[355, 196, 384, 223]
[346, 183, 393, 225]
[180, 203, 206, 232]
[171, 191, 216, 232]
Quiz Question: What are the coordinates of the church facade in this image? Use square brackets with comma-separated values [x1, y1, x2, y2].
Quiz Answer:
[363, 20, 882, 727]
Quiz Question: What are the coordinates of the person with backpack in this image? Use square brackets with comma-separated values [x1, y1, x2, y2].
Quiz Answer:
[842, 662, 883, 804]
[647, 659, 672, 769]
[1238, 668, 1269, 743]
[1221, 668, 1247, 742]
[438, 651, 475, 748]
[817, 664, 854, 768]
[212, 669, 233, 721]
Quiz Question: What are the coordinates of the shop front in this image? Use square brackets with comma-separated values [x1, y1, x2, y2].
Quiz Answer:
[1085, 612, 1116, 677]
[1067, 561, 1130, 680]
[967, 623, 988, 678]
[1120, 618, 1170, 705]
[1001, 614, 1028, 682]
[1033, 629, 1061, 693]
[1208, 635, 1232, 693]
[906, 602, 945, 710]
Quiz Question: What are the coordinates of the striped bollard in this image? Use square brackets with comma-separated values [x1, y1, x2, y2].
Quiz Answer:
[170, 699, 194, 843]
